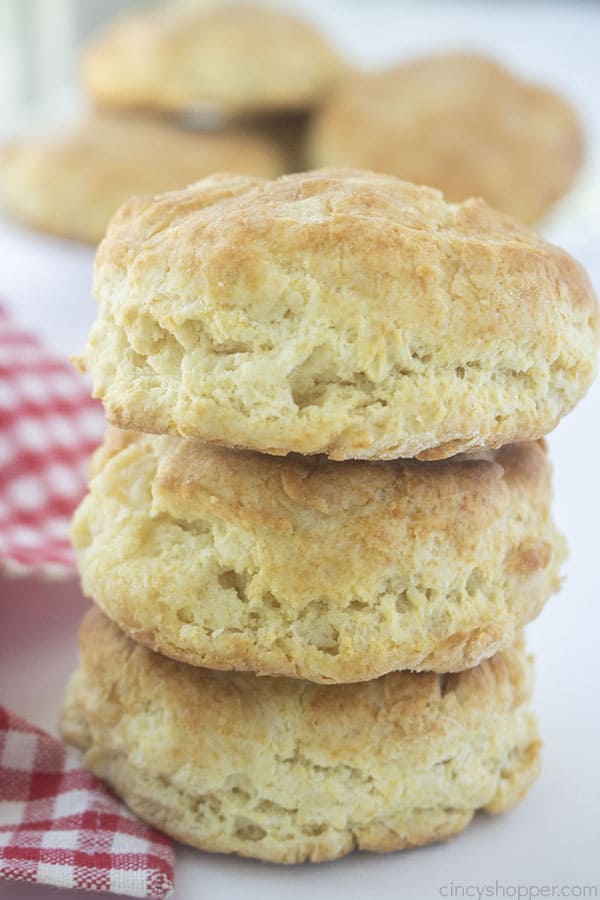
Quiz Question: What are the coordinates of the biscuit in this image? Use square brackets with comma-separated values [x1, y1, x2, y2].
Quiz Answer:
[83, 5, 345, 116]
[61, 609, 540, 864]
[71, 429, 564, 682]
[77, 169, 599, 460]
[307, 53, 583, 224]
[0, 114, 284, 243]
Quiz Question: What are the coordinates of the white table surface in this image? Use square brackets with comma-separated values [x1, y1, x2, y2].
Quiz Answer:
[1, 2, 600, 899]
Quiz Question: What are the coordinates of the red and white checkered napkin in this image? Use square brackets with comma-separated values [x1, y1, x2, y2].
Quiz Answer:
[0, 707, 175, 898]
[0, 303, 105, 576]
[0, 306, 176, 896]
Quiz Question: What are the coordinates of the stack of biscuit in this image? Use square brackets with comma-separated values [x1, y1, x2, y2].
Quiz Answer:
[61, 169, 598, 863]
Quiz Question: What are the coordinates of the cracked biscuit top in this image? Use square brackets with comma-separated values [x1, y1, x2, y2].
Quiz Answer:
[78, 169, 599, 460]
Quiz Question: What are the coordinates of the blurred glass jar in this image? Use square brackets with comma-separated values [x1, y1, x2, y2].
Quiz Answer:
[0, 0, 150, 139]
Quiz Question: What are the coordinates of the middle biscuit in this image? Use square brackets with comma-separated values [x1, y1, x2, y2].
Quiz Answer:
[72, 429, 564, 683]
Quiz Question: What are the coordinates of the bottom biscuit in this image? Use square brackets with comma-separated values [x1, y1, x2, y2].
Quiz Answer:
[61, 609, 541, 864]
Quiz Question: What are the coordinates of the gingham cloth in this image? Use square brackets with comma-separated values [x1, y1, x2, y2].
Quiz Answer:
[0, 707, 175, 898]
[0, 305, 176, 896]
[0, 303, 105, 576]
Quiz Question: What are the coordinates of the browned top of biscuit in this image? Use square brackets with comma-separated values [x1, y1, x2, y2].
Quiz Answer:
[97, 167, 596, 334]
[157, 440, 549, 527]
[78, 606, 532, 740]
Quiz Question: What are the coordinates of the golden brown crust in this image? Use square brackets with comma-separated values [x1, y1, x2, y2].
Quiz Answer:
[0, 114, 285, 243]
[71, 429, 565, 682]
[83, 5, 346, 116]
[61, 610, 540, 863]
[80, 169, 599, 459]
[307, 53, 584, 224]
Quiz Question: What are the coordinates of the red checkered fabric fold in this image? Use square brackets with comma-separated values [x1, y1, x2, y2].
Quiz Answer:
[0, 303, 105, 576]
[0, 706, 175, 898]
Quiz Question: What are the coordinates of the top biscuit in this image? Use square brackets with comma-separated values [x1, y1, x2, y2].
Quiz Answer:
[83, 4, 345, 117]
[78, 169, 598, 461]
[308, 54, 583, 224]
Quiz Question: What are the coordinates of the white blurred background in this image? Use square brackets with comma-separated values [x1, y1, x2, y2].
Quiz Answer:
[0, 0, 141, 135]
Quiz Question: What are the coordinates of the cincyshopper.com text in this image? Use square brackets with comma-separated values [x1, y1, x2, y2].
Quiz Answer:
[439, 883, 598, 899]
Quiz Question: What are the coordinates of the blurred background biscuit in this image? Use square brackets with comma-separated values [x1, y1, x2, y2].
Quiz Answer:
[61, 608, 541, 864]
[71, 430, 564, 682]
[78, 169, 599, 459]
[82, 4, 346, 118]
[308, 53, 584, 224]
[0, 113, 285, 243]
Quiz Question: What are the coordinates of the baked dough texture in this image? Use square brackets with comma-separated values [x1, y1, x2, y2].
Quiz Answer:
[78, 169, 599, 460]
[83, 4, 345, 116]
[61, 609, 541, 864]
[71, 428, 564, 682]
[0, 114, 284, 244]
[307, 53, 583, 224]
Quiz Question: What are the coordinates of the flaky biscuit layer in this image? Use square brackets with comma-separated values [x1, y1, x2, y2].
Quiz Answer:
[71, 428, 564, 682]
[61, 609, 540, 864]
[78, 170, 599, 459]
